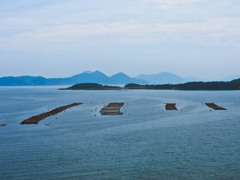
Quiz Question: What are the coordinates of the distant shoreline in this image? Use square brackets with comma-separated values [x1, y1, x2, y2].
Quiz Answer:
[60, 81, 240, 91]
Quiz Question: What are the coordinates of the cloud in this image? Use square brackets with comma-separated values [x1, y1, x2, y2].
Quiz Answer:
[0, 0, 240, 51]
[142, 0, 203, 9]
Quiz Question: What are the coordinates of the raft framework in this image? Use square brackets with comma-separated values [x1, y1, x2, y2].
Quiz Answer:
[205, 103, 227, 110]
[165, 103, 178, 110]
[15, 101, 229, 126]
[20, 103, 82, 124]
[100, 103, 124, 115]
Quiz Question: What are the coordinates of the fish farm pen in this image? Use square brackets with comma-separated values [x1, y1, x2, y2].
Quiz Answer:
[20, 103, 82, 124]
[100, 103, 124, 115]
[205, 103, 227, 110]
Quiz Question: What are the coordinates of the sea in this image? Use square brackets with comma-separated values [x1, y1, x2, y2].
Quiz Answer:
[0, 86, 240, 180]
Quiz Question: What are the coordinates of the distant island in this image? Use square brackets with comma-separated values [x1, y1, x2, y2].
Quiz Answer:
[60, 83, 122, 90]
[124, 81, 240, 90]
[62, 78, 240, 91]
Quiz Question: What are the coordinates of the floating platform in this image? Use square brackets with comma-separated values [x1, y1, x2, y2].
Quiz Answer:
[20, 103, 82, 124]
[205, 103, 226, 110]
[100, 103, 124, 115]
[165, 103, 178, 110]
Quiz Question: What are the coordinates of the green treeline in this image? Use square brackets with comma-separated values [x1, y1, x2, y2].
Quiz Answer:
[124, 81, 240, 90]
[62, 78, 240, 91]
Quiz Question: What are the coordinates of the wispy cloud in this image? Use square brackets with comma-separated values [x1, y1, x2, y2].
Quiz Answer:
[0, 0, 240, 51]
[142, 0, 203, 9]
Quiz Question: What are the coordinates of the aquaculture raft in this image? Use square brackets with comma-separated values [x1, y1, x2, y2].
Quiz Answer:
[165, 103, 178, 110]
[20, 103, 82, 124]
[100, 103, 124, 115]
[205, 103, 226, 110]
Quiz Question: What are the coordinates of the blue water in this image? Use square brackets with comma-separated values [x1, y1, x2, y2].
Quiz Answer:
[0, 87, 240, 179]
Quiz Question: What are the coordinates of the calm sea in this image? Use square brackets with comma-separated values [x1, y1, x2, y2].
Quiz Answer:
[0, 87, 240, 179]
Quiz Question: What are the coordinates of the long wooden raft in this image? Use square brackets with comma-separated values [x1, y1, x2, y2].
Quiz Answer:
[20, 103, 82, 124]
[205, 103, 226, 110]
[100, 103, 124, 115]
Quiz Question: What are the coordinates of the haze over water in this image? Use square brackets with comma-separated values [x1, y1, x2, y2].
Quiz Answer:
[0, 87, 240, 179]
[1, 0, 240, 79]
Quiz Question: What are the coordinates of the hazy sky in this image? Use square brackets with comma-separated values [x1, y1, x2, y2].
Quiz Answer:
[0, 0, 240, 79]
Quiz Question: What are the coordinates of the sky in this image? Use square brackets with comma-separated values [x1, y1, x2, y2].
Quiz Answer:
[0, 0, 240, 80]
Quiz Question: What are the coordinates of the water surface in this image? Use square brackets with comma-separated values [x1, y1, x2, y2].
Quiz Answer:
[0, 87, 240, 179]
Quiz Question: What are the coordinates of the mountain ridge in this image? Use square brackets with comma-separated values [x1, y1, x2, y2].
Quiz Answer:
[135, 72, 187, 84]
[1, 71, 238, 86]
[0, 71, 147, 86]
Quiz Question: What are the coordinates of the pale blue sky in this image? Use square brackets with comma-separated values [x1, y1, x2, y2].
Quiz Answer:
[0, 0, 240, 79]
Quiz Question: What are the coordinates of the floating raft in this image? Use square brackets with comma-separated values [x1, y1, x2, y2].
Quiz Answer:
[205, 103, 226, 110]
[100, 103, 124, 115]
[20, 103, 82, 124]
[165, 103, 178, 110]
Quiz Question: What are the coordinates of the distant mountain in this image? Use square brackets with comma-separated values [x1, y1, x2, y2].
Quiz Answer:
[0, 71, 147, 86]
[109, 72, 146, 84]
[3, 71, 238, 86]
[0, 76, 48, 86]
[62, 71, 109, 84]
[135, 72, 187, 84]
